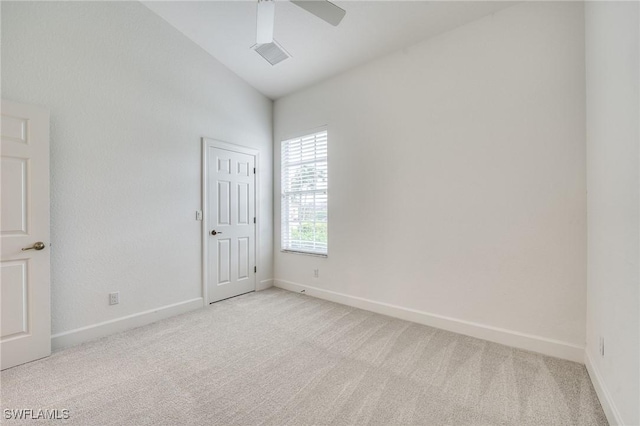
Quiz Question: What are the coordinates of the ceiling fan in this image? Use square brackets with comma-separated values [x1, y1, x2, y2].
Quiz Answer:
[256, 0, 346, 45]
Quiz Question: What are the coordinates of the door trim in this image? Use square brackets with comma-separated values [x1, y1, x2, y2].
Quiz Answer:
[201, 138, 260, 305]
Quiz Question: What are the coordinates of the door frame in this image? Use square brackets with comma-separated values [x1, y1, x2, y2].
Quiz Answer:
[201, 137, 260, 305]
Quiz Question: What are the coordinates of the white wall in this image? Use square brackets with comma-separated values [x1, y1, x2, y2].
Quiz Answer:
[585, 2, 640, 425]
[1, 2, 273, 339]
[274, 2, 587, 359]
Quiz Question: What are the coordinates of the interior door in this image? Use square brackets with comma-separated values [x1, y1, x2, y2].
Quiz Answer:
[206, 143, 256, 303]
[1, 100, 51, 370]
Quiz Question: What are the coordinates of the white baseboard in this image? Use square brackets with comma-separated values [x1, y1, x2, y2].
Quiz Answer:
[257, 279, 274, 291]
[274, 280, 584, 363]
[584, 350, 624, 426]
[51, 298, 204, 351]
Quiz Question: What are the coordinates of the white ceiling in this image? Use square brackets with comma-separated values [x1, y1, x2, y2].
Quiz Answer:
[143, 1, 516, 99]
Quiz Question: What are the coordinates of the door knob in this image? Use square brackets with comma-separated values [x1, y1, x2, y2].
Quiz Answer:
[211, 230, 223, 236]
[22, 242, 46, 251]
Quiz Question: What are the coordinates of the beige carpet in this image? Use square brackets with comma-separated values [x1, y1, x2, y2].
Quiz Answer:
[1, 288, 607, 425]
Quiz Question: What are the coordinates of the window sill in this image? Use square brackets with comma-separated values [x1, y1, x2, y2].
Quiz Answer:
[281, 250, 328, 258]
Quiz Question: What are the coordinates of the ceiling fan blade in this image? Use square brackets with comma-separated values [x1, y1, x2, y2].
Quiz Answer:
[256, 0, 275, 44]
[290, 0, 346, 26]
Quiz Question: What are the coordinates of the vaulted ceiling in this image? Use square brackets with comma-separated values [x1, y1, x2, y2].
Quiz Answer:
[143, 1, 516, 99]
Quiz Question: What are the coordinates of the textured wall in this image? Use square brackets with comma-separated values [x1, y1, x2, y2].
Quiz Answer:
[1, 1, 273, 335]
[585, 2, 640, 424]
[274, 2, 587, 348]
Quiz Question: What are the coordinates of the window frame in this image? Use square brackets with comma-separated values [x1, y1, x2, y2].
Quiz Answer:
[280, 127, 329, 257]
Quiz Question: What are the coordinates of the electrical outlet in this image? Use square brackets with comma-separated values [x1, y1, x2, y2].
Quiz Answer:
[313, 269, 319, 278]
[599, 336, 605, 357]
[109, 292, 120, 305]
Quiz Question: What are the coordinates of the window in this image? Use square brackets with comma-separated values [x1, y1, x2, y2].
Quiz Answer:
[281, 130, 328, 255]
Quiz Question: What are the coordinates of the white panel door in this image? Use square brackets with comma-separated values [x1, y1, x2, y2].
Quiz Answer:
[1, 100, 50, 370]
[206, 143, 256, 303]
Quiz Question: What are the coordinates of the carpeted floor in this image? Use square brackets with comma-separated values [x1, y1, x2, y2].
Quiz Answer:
[1, 288, 607, 425]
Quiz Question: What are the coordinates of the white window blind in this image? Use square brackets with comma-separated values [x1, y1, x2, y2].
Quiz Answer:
[281, 130, 328, 255]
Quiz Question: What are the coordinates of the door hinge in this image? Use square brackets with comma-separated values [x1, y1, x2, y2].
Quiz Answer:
[253, 167, 256, 174]
[253, 217, 256, 224]
[254, 266, 257, 273]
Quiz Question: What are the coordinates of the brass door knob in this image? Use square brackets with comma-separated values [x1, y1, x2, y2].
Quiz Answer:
[22, 242, 46, 251]
[211, 230, 223, 236]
